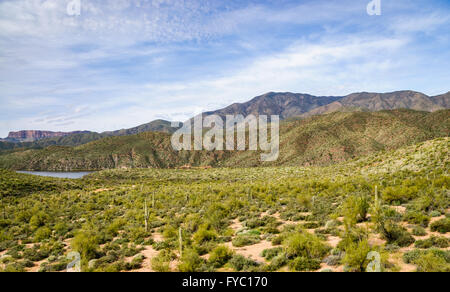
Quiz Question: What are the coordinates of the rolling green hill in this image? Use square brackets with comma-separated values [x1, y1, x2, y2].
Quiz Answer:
[0, 109, 448, 171]
[0, 137, 448, 272]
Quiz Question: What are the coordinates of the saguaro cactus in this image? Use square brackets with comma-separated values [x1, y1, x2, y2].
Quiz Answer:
[144, 198, 149, 232]
[179, 227, 183, 258]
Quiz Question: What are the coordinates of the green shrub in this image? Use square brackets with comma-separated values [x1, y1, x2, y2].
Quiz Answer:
[151, 250, 174, 272]
[337, 226, 368, 250]
[380, 222, 415, 247]
[403, 249, 450, 265]
[415, 236, 449, 249]
[415, 253, 450, 272]
[193, 225, 217, 244]
[411, 226, 427, 236]
[229, 255, 259, 271]
[430, 211, 442, 218]
[404, 211, 430, 227]
[341, 239, 372, 272]
[34, 227, 52, 242]
[430, 218, 450, 234]
[382, 208, 403, 222]
[232, 234, 260, 247]
[403, 249, 422, 264]
[289, 257, 321, 271]
[125, 254, 144, 270]
[71, 231, 99, 262]
[283, 232, 330, 260]
[271, 235, 284, 246]
[23, 259, 35, 268]
[29, 212, 49, 230]
[3, 263, 25, 272]
[208, 245, 234, 268]
[245, 216, 277, 229]
[178, 249, 204, 272]
[315, 227, 340, 236]
[302, 222, 321, 229]
[383, 186, 418, 203]
[322, 255, 341, 266]
[54, 222, 70, 237]
[261, 247, 283, 261]
[23, 247, 48, 262]
[267, 253, 288, 271]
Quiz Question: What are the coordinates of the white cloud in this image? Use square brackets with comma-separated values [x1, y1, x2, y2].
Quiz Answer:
[390, 13, 450, 34]
[1, 0, 450, 137]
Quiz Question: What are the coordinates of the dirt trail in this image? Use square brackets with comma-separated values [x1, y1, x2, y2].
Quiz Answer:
[131, 245, 159, 272]
[152, 232, 163, 242]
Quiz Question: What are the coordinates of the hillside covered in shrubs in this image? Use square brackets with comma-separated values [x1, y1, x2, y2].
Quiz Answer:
[0, 109, 448, 171]
[0, 138, 448, 272]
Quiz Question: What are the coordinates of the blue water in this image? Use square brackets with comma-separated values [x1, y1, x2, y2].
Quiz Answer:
[17, 171, 92, 179]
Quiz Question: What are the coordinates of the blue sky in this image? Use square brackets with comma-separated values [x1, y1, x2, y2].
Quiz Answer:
[0, 0, 449, 137]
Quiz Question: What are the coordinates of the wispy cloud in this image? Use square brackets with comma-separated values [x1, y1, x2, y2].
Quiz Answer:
[0, 0, 449, 136]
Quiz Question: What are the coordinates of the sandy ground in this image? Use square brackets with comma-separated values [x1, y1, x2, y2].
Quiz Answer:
[229, 219, 243, 233]
[4, 210, 448, 272]
[272, 212, 310, 226]
[368, 234, 387, 246]
[26, 259, 47, 272]
[224, 240, 273, 263]
[93, 188, 112, 193]
[390, 252, 416, 272]
[391, 206, 407, 214]
[319, 263, 344, 272]
[326, 236, 341, 248]
[130, 245, 159, 272]
[152, 232, 163, 243]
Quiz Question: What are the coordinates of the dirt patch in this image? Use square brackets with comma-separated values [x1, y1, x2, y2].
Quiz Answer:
[131, 246, 159, 272]
[26, 259, 47, 272]
[169, 259, 180, 272]
[326, 236, 341, 248]
[152, 232, 163, 243]
[430, 215, 446, 224]
[319, 263, 344, 272]
[93, 188, 111, 193]
[368, 234, 387, 246]
[390, 252, 416, 272]
[225, 240, 273, 263]
[391, 206, 406, 214]
[229, 219, 243, 233]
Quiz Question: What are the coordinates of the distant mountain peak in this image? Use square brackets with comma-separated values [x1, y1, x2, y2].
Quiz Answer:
[203, 92, 344, 119]
[300, 90, 446, 118]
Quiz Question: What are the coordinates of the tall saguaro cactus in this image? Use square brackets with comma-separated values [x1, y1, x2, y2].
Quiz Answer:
[372, 185, 383, 228]
[144, 198, 149, 232]
[179, 227, 183, 258]
[152, 192, 155, 209]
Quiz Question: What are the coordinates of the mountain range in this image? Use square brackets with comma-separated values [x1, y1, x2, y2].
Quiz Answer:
[203, 90, 448, 119]
[0, 120, 180, 152]
[0, 89, 448, 170]
[2, 90, 448, 144]
[2, 130, 91, 143]
[0, 108, 448, 171]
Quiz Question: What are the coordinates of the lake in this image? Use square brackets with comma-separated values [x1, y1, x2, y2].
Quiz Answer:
[17, 171, 93, 179]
